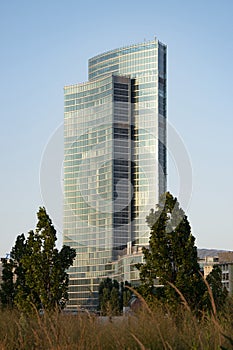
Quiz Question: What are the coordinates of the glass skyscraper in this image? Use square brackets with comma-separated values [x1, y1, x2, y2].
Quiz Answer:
[64, 38, 167, 309]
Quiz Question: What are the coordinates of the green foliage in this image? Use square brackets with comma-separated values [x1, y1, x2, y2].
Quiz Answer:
[98, 278, 120, 316]
[136, 192, 209, 311]
[0, 258, 15, 307]
[203, 266, 228, 312]
[120, 281, 132, 307]
[98, 279, 132, 315]
[0, 207, 76, 312]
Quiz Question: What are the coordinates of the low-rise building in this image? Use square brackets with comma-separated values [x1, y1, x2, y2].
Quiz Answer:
[218, 252, 233, 294]
[198, 255, 219, 278]
[198, 251, 233, 295]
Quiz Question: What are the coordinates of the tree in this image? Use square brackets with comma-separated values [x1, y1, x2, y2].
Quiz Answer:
[0, 207, 76, 312]
[203, 266, 228, 312]
[0, 258, 15, 307]
[0, 234, 28, 308]
[98, 279, 132, 315]
[120, 281, 132, 309]
[136, 192, 206, 311]
[98, 278, 121, 315]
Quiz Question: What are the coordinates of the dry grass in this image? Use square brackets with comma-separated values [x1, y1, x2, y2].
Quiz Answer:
[0, 299, 232, 350]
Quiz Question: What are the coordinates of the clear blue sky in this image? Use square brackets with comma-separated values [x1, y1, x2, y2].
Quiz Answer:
[0, 0, 232, 256]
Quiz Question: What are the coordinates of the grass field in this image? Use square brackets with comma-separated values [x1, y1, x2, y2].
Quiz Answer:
[0, 297, 232, 350]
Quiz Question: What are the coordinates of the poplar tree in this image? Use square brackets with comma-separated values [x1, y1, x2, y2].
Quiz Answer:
[0, 208, 76, 312]
[136, 192, 205, 311]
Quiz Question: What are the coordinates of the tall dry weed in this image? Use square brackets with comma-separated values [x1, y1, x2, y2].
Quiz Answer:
[0, 293, 232, 349]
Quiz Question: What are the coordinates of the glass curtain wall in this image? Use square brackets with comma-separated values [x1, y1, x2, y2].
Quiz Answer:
[64, 38, 167, 309]
[64, 75, 115, 308]
[88, 38, 167, 247]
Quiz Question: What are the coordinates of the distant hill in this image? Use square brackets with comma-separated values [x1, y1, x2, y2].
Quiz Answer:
[197, 248, 232, 259]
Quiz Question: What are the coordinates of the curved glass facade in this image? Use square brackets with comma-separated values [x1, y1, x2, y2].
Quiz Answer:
[64, 38, 167, 309]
